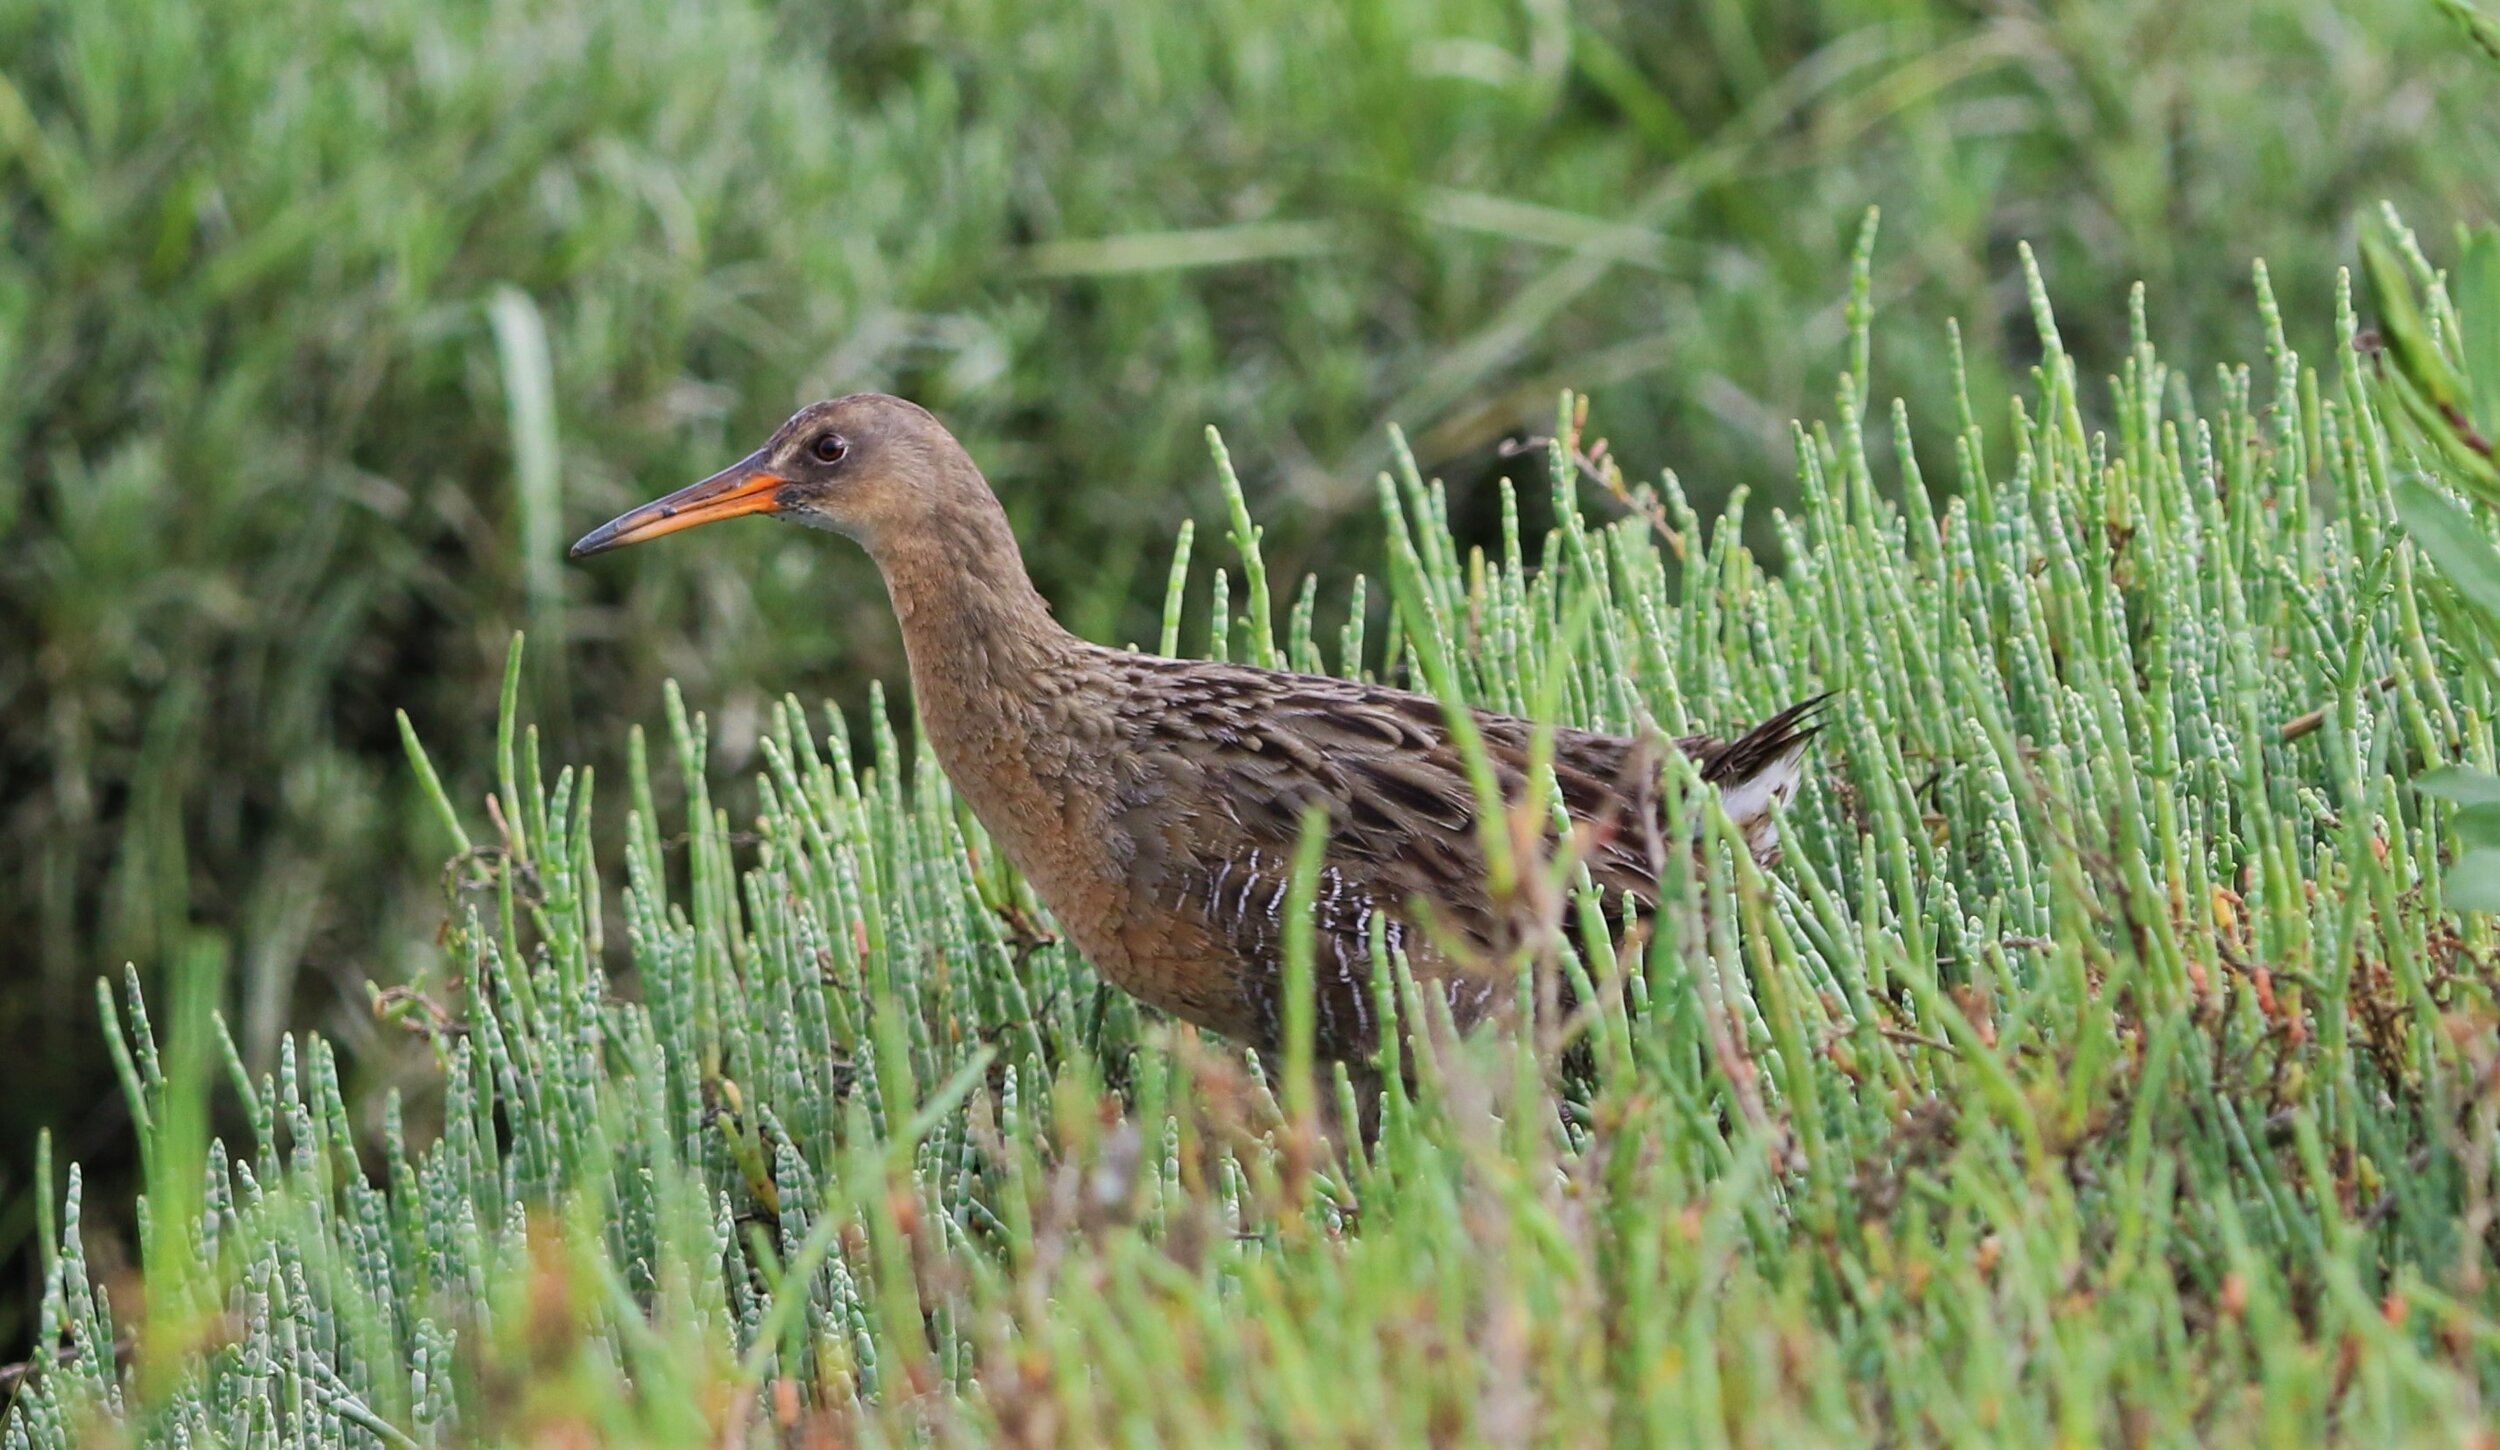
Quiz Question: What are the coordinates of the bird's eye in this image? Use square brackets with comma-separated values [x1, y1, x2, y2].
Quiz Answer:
[810, 433, 848, 464]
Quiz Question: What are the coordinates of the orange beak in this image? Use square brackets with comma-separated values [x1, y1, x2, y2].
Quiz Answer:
[569, 452, 791, 558]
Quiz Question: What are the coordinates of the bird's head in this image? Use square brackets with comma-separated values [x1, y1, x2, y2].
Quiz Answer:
[569, 393, 975, 559]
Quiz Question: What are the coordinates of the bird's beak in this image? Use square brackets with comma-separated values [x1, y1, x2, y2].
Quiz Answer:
[569, 452, 790, 558]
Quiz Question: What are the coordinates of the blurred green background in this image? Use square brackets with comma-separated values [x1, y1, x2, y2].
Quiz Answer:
[0, 0, 2492, 1351]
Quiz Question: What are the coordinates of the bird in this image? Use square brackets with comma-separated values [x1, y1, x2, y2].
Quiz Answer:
[571, 395, 1823, 1068]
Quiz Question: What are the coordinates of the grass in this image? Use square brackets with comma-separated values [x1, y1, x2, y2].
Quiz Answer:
[4, 1, 2498, 1339]
[10, 219, 2500, 1442]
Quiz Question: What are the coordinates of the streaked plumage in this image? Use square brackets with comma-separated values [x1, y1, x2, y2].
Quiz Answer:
[573, 394, 1822, 1064]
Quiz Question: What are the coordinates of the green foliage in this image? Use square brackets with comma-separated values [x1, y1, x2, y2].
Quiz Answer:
[4, 4, 2497, 1315]
[13, 246, 2500, 1443]
[2442, 0, 2500, 67]
[2370, 211, 2500, 910]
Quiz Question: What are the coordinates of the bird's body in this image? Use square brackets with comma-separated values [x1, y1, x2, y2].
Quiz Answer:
[910, 638, 1820, 1062]
[574, 395, 1820, 1064]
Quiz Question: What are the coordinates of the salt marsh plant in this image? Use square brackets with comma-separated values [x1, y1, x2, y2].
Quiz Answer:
[8, 5, 2496, 1254]
[12, 227, 2500, 1443]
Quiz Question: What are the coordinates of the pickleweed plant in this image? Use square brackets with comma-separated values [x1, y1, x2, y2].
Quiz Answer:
[2369, 205, 2500, 914]
[11, 229, 2500, 1446]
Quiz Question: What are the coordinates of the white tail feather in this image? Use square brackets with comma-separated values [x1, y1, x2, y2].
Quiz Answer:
[1718, 740, 1811, 861]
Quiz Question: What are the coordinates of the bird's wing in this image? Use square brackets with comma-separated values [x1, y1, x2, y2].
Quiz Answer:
[1097, 663, 1510, 1053]
[1095, 654, 1825, 1049]
[1104, 661, 1825, 933]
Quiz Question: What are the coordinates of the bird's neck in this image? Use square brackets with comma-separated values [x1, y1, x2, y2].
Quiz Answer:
[867, 494, 1111, 911]
[868, 495, 1079, 757]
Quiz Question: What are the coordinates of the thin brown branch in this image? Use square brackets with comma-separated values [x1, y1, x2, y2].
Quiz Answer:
[2280, 672, 2401, 743]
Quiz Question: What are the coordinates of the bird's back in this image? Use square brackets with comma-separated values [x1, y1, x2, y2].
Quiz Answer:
[1067, 649, 1822, 1059]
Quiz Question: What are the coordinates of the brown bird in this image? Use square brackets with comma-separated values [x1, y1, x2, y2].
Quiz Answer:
[572, 395, 1822, 1066]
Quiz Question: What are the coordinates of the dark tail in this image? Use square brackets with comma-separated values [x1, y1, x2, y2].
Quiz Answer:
[1690, 692, 1831, 787]
[1684, 693, 1830, 859]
